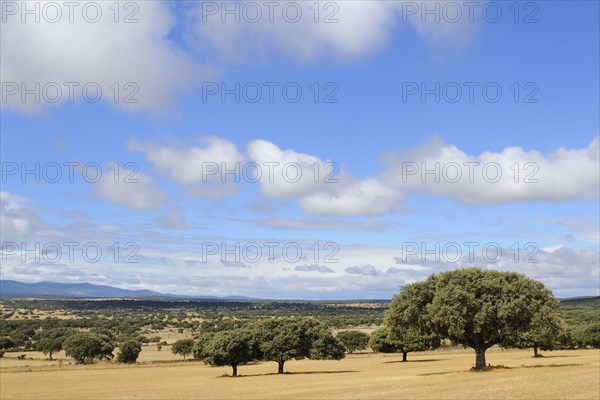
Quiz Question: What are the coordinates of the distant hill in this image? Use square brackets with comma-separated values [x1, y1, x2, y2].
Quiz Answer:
[0, 280, 167, 298]
[0, 280, 259, 300]
[560, 296, 600, 309]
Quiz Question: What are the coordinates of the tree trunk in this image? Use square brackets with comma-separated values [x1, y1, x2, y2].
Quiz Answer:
[533, 345, 540, 358]
[231, 363, 238, 377]
[402, 352, 407, 362]
[475, 347, 486, 370]
[48, 352, 53, 361]
[278, 360, 285, 374]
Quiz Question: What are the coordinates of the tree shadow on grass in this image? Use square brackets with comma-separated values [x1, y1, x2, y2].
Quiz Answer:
[420, 363, 585, 376]
[218, 370, 358, 378]
[535, 354, 582, 358]
[419, 371, 458, 376]
[384, 359, 445, 364]
[521, 363, 584, 369]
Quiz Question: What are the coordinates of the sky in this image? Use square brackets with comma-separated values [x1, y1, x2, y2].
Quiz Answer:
[1, 0, 599, 299]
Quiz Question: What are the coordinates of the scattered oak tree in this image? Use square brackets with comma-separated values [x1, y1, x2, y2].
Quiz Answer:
[35, 338, 63, 361]
[509, 298, 569, 357]
[308, 332, 346, 362]
[368, 327, 437, 362]
[117, 340, 142, 363]
[388, 268, 562, 370]
[34, 328, 70, 361]
[336, 331, 370, 354]
[63, 333, 114, 364]
[385, 280, 441, 362]
[171, 339, 194, 360]
[200, 328, 258, 377]
[255, 317, 345, 374]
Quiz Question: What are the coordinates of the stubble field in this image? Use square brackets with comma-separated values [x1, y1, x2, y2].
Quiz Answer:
[1, 348, 598, 400]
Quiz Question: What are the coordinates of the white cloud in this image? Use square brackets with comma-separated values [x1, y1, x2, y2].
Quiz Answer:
[94, 165, 167, 210]
[0, 192, 57, 241]
[1, 1, 204, 115]
[126, 135, 600, 215]
[187, 1, 399, 64]
[299, 178, 404, 216]
[247, 140, 403, 216]
[247, 139, 341, 198]
[129, 136, 244, 199]
[382, 136, 600, 204]
[187, 1, 475, 64]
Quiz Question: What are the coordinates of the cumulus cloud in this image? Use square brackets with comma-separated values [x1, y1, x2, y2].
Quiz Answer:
[246, 139, 339, 198]
[126, 135, 599, 215]
[1, 1, 204, 115]
[187, 1, 475, 64]
[187, 1, 398, 64]
[129, 136, 244, 199]
[382, 136, 600, 204]
[299, 178, 403, 216]
[94, 165, 167, 210]
[247, 140, 402, 216]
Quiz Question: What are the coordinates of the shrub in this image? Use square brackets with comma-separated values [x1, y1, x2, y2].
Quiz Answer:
[117, 340, 142, 363]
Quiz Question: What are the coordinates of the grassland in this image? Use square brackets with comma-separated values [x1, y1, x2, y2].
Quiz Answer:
[1, 347, 598, 399]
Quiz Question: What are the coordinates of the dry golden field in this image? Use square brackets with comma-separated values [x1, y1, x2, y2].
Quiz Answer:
[1, 347, 598, 399]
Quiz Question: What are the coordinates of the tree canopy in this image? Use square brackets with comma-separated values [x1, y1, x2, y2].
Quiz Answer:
[386, 268, 563, 369]
[199, 328, 258, 377]
[171, 339, 194, 360]
[117, 340, 142, 363]
[255, 317, 345, 374]
[336, 330, 370, 354]
[385, 279, 441, 361]
[63, 333, 114, 364]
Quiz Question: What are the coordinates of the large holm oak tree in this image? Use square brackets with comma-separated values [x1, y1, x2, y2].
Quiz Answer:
[387, 268, 562, 370]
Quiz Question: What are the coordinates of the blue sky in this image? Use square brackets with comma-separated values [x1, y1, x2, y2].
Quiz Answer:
[1, 1, 599, 299]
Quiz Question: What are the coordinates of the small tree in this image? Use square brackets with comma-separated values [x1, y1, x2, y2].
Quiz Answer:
[336, 331, 370, 354]
[201, 328, 258, 377]
[255, 317, 345, 374]
[370, 327, 400, 352]
[171, 339, 194, 360]
[34, 328, 70, 361]
[309, 332, 346, 361]
[117, 340, 142, 363]
[63, 333, 114, 364]
[510, 299, 569, 357]
[385, 279, 441, 362]
[35, 338, 63, 361]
